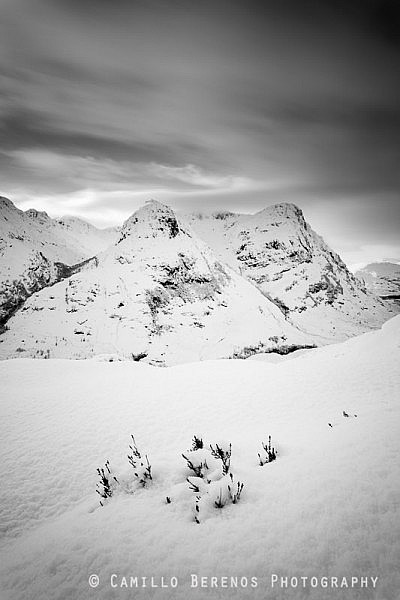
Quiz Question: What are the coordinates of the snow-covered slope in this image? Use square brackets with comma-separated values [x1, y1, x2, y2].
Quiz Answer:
[0, 315, 399, 600]
[0, 197, 117, 325]
[355, 262, 400, 299]
[186, 205, 396, 341]
[0, 201, 313, 364]
[2, 197, 395, 361]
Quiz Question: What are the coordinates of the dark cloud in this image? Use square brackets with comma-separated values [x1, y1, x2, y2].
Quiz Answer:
[0, 109, 207, 166]
[369, 0, 400, 46]
[262, 101, 400, 132]
[32, 59, 159, 92]
[0, 0, 399, 265]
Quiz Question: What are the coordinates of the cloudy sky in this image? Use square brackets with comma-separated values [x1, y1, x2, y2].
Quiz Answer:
[1, 0, 399, 267]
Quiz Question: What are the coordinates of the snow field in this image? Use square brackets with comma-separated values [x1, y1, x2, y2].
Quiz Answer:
[0, 316, 399, 599]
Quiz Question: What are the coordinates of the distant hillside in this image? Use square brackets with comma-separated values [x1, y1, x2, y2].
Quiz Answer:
[187, 204, 396, 341]
[355, 262, 400, 300]
[0, 197, 118, 325]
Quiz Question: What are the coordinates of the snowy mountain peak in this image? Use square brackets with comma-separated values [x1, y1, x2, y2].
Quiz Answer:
[0, 197, 397, 363]
[118, 200, 183, 243]
[251, 203, 308, 234]
[188, 203, 396, 341]
[25, 208, 51, 223]
[0, 198, 316, 364]
[0, 196, 19, 214]
[57, 215, 99, 233]
[256, 202, 304, 221]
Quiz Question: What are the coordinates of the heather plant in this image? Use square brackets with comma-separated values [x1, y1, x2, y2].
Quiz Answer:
[127, 434, 153, 487]
[96, 460, 119, 506]
[258, 435, 277, 466]
[191, 435, 204, 450]
[183, 437, 244, 523]
[210, 442, 232, 475]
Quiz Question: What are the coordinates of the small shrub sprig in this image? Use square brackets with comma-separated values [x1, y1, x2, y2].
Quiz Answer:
[191, 435, 204, 450]
[214, 489, 226, 509]
[227, 473, 244, 504]
[210, 443, 232, 475]
[182, 453, 208, 478]
[258, 435, 277, 466]
[182, 435, 206, 477]
[96, 460, 119, 506]
[187, 477, 201, 493]
[213, 474, 244, 509]
[127, 434, 153, 487]
[194, 496, 201, 524]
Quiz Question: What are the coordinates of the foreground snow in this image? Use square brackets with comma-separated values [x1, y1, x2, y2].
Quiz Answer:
[0, 317, 399, 599]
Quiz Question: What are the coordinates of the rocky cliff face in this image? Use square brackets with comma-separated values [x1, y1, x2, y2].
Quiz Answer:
[0, 201, 313, 364]
[1, 198, 396, 363]
[0, 249, 62, 327]
[0, 197, 117, 325]
[187, 204, 396, 341]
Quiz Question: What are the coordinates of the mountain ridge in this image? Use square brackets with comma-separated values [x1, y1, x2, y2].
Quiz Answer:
[0, 196, 396, 363]
[186, 204, 396, 341]
[0, 199, 316, 364]
[355, 262, 400, 302]
[0, 197, 118, 324]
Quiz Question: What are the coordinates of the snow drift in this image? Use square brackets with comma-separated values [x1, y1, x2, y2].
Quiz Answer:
[0, 315, 399, 600]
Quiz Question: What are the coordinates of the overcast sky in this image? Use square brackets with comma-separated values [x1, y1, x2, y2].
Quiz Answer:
[1, 0, 399, 267]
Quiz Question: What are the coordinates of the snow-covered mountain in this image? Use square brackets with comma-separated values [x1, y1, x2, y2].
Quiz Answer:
[186, 204, 396, 341]
[0, 197, 117, 325]
[355, 262, 400, 300]
[1, 198, 396, 363]
[0, 201, 314, 364]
